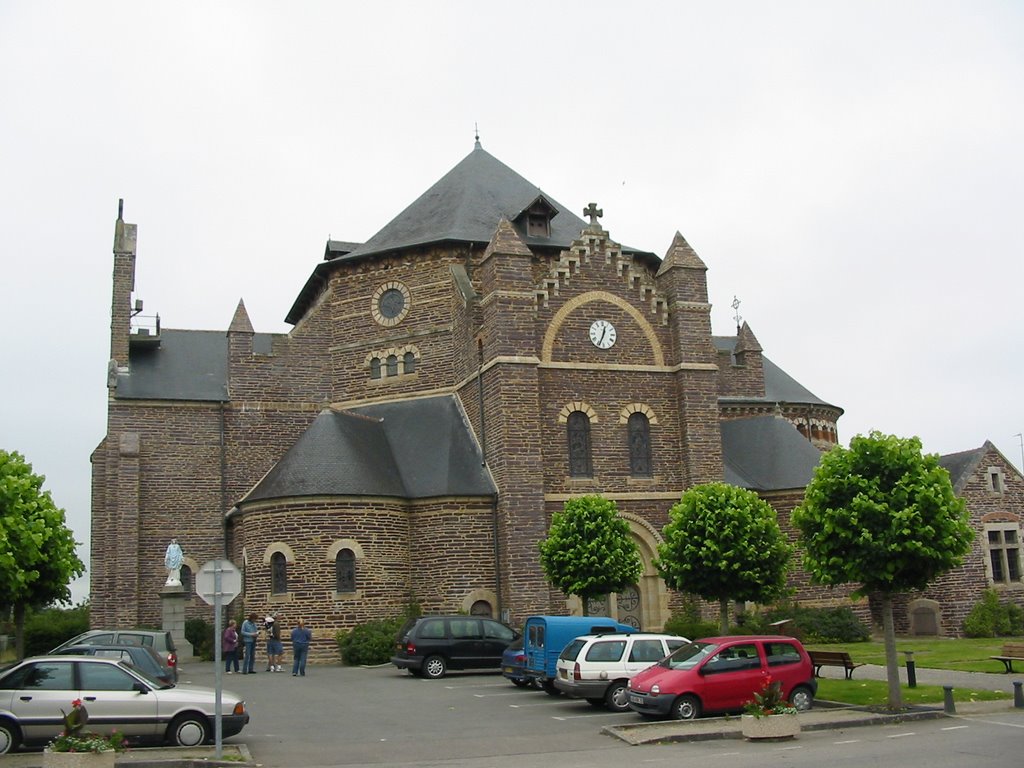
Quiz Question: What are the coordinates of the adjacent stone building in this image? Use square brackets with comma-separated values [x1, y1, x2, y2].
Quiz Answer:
[90, 141, 1021, 650]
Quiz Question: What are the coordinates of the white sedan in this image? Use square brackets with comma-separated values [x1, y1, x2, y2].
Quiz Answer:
[0, 655, 248, 753]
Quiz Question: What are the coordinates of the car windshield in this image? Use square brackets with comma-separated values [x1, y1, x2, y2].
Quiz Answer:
[660, 640, 718, 670]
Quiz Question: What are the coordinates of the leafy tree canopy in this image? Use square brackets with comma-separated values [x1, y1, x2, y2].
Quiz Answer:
[539, 495, 642, 605]
[655, 483, 793, 620]
[1, 449, 85, 657]
[791, 431, 973, 596]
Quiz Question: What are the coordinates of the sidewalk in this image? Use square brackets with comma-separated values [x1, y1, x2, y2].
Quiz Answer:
[606, 663, 1024, 745]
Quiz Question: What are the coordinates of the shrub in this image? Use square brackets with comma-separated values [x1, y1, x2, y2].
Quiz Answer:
[667, 600, 869, 644]
[185, 618, 215, 660]
[24, 603, 90, 656]
[963, 589, 1024, 637]
[336, 616, 406, 666]
[663, 596, 719, 640]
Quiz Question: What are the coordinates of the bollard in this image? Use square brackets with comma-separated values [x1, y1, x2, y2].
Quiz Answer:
[943, 685, 956, 714]
[904, 650, 917, 688]
[1014, 681, 1023, 709]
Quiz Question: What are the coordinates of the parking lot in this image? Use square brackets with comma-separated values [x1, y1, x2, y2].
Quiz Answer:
[176, 662, 636, 766]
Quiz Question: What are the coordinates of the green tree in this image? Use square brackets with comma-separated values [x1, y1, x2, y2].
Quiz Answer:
[539, 495, 642, 614]
[791, 432, 973, 709]
[655, 482, 792, 633]
[0, 450, 85, 658]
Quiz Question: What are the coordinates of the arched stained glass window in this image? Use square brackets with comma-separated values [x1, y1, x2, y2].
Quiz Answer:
[271, 552, 288, 595]
[567, 411, 593, 477]
[336, 549, 356, 593]
[628, 412, 652, 477]
[403, 352, 416, 374]
[386, 354, 398, 377]
[370, 358, 382, 379]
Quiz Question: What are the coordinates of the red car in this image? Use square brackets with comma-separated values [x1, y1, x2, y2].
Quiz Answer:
[627, 635, 816, 720]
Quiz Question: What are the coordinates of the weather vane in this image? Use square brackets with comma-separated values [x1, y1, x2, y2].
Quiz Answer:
[731, 295, 742, 331]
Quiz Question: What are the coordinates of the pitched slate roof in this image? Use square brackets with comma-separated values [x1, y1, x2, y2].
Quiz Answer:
[240, 395, 496, 504]
[721, 415, 824, 491]
[115, 330, 274, 401]
[939, 443, 993, 493]
[285, 142, 658, 324]
[713, 336, 840, 410]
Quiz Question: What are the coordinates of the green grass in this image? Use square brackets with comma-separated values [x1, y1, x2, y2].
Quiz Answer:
[815, 677, 1011, 707]
[805, 636, 1024, 674]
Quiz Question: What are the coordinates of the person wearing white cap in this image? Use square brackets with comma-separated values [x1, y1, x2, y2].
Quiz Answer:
[265, 615, 284, 672]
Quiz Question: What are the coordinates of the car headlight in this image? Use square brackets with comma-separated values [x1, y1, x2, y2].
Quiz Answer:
[650, 684, 660, 695]
[233, 701, 246, 715]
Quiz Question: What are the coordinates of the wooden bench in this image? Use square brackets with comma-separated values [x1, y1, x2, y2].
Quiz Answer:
[808, 650, 865, 680]
[989, 642, 1024, 673]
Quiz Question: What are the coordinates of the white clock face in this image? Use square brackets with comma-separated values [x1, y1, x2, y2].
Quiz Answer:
[589, 319, 617, 349]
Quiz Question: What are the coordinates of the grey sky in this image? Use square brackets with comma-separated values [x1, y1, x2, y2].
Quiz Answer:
[2, 1, 1022, 604]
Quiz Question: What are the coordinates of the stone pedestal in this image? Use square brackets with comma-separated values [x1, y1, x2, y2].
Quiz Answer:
[43, 748, 116, 768]
[160, 585, 194, 659]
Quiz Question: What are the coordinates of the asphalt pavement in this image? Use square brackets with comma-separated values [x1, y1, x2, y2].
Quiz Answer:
[5, 660, 1023, 766]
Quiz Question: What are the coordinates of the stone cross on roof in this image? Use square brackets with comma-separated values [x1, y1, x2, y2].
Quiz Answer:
[583, 202, 603, 227]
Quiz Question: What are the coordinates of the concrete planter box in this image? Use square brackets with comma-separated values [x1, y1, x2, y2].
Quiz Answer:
[740, 713, 800, 740]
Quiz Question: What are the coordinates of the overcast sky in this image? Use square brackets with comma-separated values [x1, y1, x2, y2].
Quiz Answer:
[2, 1, 1022, 604]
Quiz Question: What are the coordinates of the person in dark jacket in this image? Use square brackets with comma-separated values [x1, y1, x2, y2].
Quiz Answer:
[290, 618, 313, 677]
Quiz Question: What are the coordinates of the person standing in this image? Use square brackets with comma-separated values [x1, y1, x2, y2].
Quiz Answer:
[240, 613, 260, 674]
[265, 615, 284, 672]
[222, 619, 239, 674]
[290, 618, 313, 677]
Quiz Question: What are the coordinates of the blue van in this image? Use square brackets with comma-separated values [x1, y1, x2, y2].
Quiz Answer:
[522, 615, 635, 692]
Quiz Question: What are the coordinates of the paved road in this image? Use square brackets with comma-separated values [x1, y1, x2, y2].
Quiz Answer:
[6, 659, 1023, 767]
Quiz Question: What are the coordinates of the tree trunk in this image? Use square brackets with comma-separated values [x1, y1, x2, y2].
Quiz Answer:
[14, 601, 26, 660]
[718, 597, 729, 634]
[881, 593, 903, 710]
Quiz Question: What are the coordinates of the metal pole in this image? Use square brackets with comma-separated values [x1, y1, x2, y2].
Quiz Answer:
[214, 562, 223, 758]
[904, 650, 916, 688]
[1013, 680, 1023, 709]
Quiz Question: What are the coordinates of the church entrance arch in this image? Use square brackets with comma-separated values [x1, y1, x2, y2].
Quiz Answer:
[578, 518, 667, 631]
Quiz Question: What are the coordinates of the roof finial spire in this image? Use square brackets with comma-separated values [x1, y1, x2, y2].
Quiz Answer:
[731, 295, 743, 333]
[117, 198, 123, 221]
[474, 122, 481, 149]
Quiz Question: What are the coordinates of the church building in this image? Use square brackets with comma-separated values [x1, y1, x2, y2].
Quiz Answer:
[90, 141, 1020, 651]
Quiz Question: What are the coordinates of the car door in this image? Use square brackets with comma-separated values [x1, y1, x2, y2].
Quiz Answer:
[625, 638, 668, 675]
[3, 660, 74, 743]
[480, 620, 516, 666]
[696, 641, 766, 712]
[77, 660, 160, 740]
[447, 618, 484, 668]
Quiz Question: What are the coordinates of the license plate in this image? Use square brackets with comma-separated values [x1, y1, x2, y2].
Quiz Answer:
[503, 667, 514, 674]
[629, 695, 644, 705]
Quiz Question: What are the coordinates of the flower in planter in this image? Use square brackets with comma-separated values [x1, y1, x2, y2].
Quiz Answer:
[743, 677, 798, 719]
[48, 700, 127, 753]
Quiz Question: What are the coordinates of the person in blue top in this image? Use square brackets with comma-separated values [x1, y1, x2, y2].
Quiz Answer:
[290, 618, 313, 677]
[240, 613, 260, 674]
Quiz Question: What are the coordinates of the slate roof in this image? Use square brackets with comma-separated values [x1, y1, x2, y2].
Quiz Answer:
[240, 395, 496, 504]
[713, 336, 839, 410]
[285, 142, 658, 324]
[721, 415, 825, 491]
[116, 330, 274, 401]
[938, 443, 993, 494]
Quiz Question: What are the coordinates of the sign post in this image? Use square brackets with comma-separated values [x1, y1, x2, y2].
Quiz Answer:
[196, 559, 242, 758]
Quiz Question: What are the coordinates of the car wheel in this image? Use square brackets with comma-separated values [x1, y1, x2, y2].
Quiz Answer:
[422, 655, 447, 679]
[0, 718, 21, 754]
[670, 694, 701, 721]
[541, 680, 560, 696]
[167, 713, 210, 747]
[789, 684, 814, 711]
[604, 680, 630, 712]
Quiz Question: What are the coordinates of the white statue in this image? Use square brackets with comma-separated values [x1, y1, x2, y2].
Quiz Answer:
[164, 538, 184, 587]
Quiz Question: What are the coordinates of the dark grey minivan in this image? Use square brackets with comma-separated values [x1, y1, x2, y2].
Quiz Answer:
[391, 615, 519, 679]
